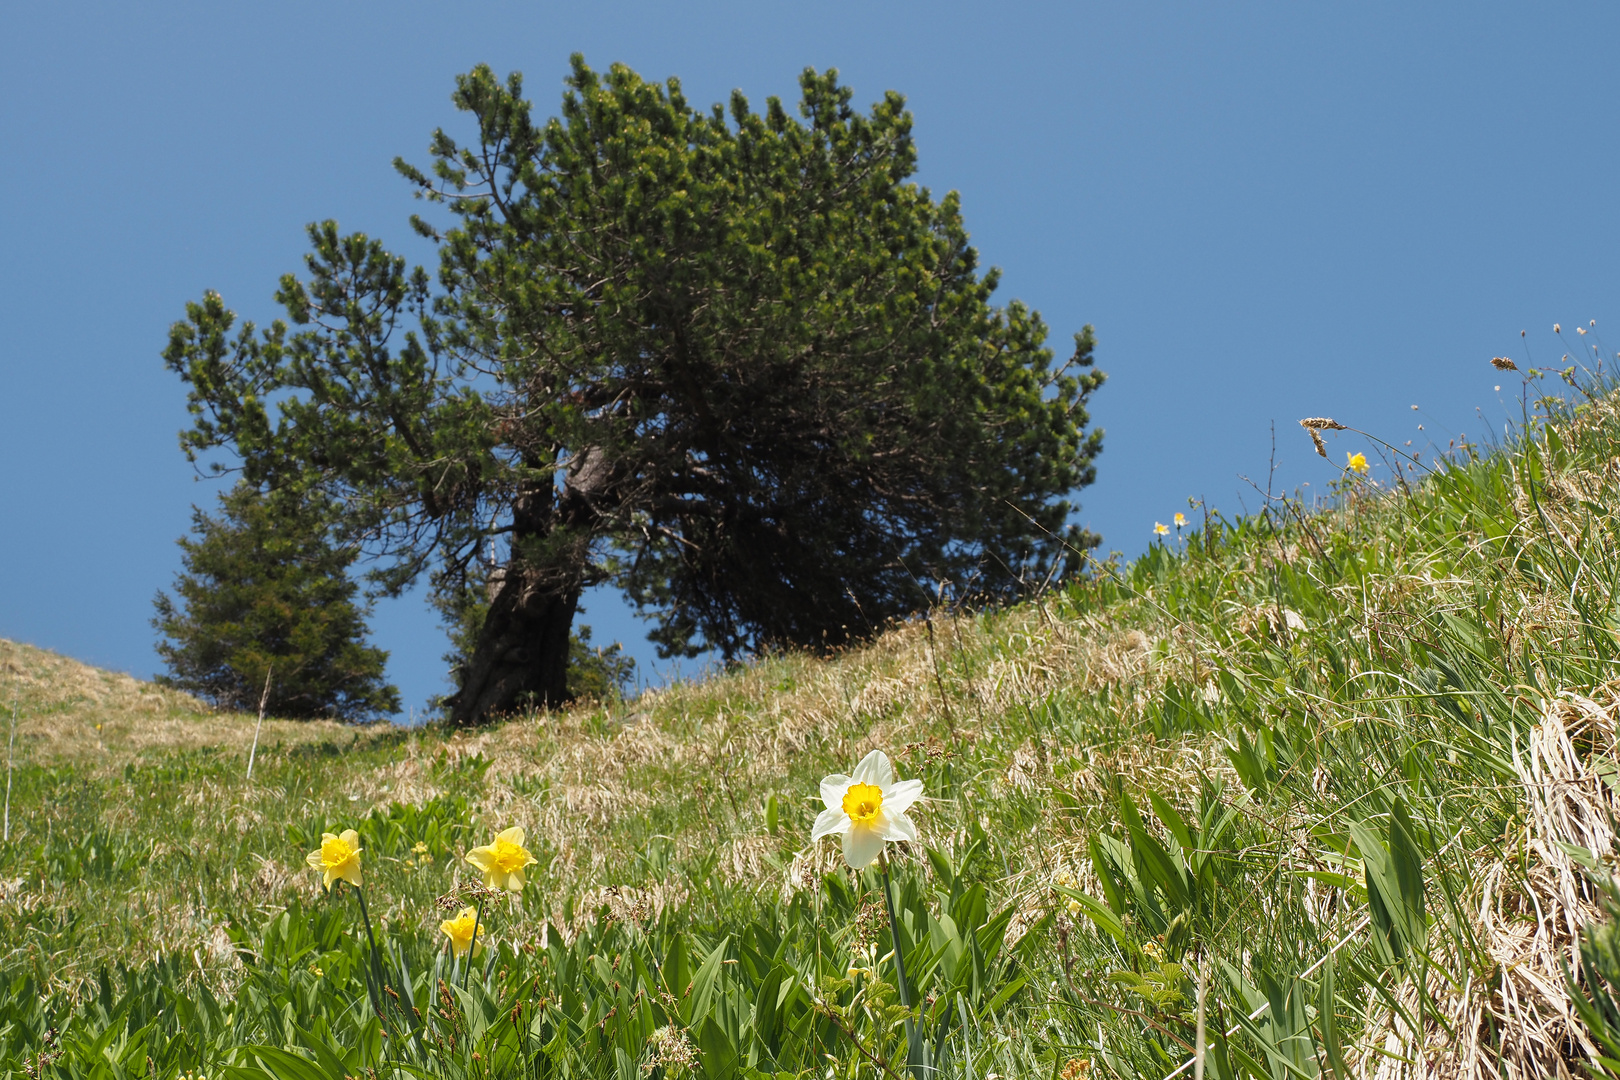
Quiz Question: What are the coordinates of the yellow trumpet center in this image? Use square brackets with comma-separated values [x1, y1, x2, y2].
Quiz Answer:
[842, 782, 884, 824]
[444, 908, 480, 940]
[490, 837, 531, 873]
[320, 835, 355, 869]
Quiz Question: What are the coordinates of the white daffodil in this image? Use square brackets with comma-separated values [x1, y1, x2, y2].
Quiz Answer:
[811, 750, 923, 869]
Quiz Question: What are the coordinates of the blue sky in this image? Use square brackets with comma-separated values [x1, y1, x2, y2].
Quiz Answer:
[3, 2, 1617, 716]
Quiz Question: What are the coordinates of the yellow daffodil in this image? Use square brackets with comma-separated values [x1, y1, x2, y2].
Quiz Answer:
[1346, 452, 1369, 475]
[440, 905, 486, 958]
[1153, 522, 1169, 536]
[811, 750, 923, 869]
[305, 830, 362, 891]
[466, 826, 537, 892]
[1173, 512, 1187, 528]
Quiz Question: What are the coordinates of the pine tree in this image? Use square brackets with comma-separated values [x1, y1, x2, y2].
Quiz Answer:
[153, 483, 400, 719]
[164, 58, 1105, 724]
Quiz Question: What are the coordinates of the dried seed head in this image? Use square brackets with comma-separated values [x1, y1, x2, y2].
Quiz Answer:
[1308, 428, 1328, 458]
[1490, 357, 1519, 371]
[1554, 323, 1561, 333]
[462, 883, 507, 904]
[1298, 417, 1346, 431]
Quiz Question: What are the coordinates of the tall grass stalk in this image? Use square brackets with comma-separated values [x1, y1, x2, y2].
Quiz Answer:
[3, 690, 13, 843]
[245, 665, 271, 782]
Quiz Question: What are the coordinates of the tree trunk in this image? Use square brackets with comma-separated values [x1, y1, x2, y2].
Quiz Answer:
[445, 447, 614, 726]
[446, 565, 580, 726]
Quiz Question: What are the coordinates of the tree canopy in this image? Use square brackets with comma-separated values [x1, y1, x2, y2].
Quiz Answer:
[163, 57, 1105, 725]
[153, 482, 399, 720]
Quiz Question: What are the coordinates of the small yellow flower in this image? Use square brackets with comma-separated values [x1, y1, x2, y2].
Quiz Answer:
[1153, 522, 1169, 536]
[1173, 512, 1187, 528]
[412, 841, 429, 855]
[1345, 452, 1369, 475]
[305, 830, 363, 891]
[466, 827, 538, 892]
[440, 905, 486, 958]
[309, 964, 323, 977]
[1142, 939, 1165, 962]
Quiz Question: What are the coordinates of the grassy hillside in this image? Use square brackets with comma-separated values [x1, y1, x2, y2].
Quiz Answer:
[7, 382, 1620, 1080]
[0, 640, 381, 766]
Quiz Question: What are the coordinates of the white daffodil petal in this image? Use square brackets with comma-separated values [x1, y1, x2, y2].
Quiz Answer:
[811, 806, 850, 840]
[882, 779, 924, 816]
[819, 774, 854, 811]
[880, 809, 918, 844]
[843, 825, 887, 869]
[852, 750, 893, 788]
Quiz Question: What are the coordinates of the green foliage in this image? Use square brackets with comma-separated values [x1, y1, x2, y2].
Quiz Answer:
[566, 626, 638, 702]
[161, 55, 1104, 720]
[152, 482, 399, 720]
[0, 845, 1037, 1080]
[1574, 888, 1620, 1076]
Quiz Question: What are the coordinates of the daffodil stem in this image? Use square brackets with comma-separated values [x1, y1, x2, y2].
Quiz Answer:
[463, 897, 485, 990]
[880, 854, 925, 1080]
[353, 884, 389, 1017]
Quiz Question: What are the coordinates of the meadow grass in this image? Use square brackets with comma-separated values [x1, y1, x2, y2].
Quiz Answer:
[7, 374, 1620, 1079]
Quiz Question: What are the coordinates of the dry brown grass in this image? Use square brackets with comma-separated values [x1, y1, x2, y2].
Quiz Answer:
[1351, 689, 1620, 1080]
[0, 637, 383, 768]
[172, 591, 1169, 918]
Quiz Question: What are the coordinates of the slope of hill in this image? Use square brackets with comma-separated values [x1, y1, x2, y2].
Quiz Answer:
[5, 386, 1620, 1080]
[0, 639, 382, 766]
